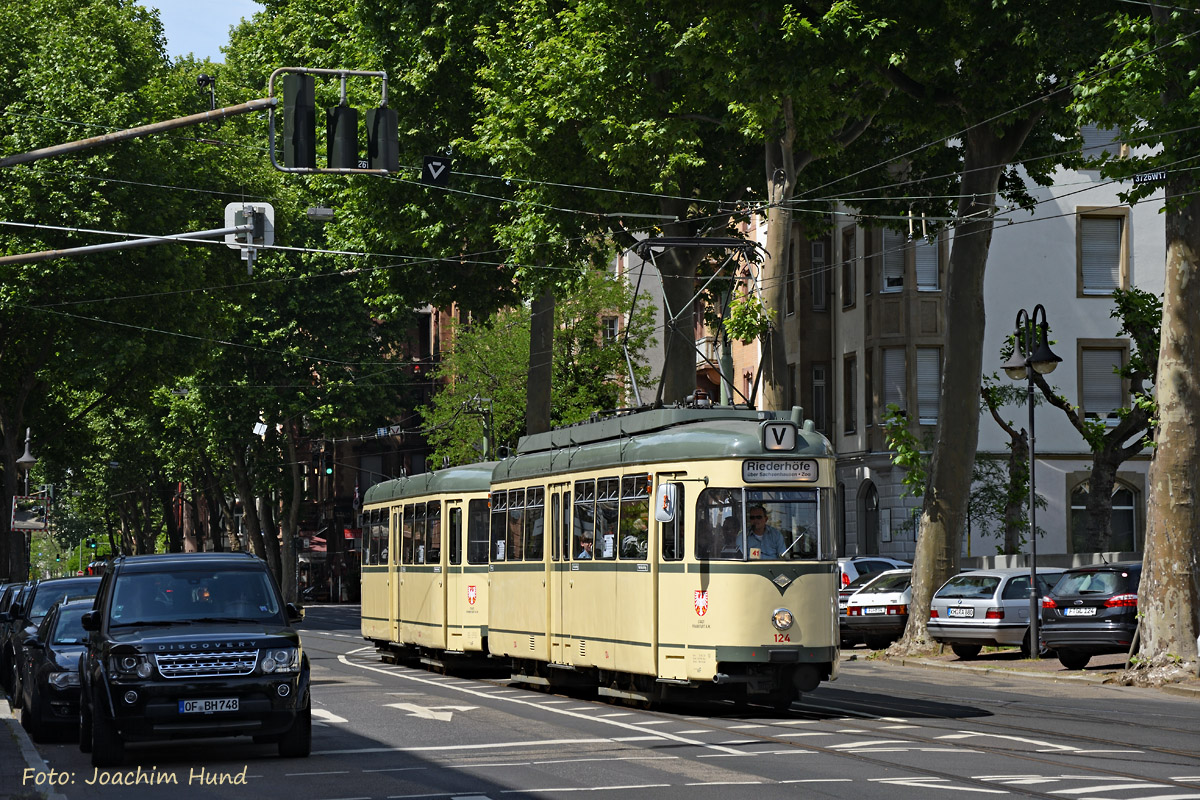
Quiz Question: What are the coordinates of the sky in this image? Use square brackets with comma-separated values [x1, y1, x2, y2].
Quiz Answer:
[142, 0, 262, 63]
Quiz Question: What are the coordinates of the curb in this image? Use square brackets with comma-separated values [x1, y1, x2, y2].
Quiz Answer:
[2, 702, 69, 800]
[887, 656, 1200, 698]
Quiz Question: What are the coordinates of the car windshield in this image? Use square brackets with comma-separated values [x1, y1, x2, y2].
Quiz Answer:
[30, 581, 98, 621]
[936, 575, 1001, 599]
[842, 573, 877, 593]
[51, 607, 90, 645]
[110, 569, 282, 626]
[860, 572, 911, 593]
[694, 487, 823, 561]
[1054, 569, 1134, 596]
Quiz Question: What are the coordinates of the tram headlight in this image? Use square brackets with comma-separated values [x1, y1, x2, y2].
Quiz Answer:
[771, 607, 795, 631]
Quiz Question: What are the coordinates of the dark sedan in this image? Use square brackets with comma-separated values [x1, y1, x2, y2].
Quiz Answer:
[7, 576, 101, 706]
[18, 598, 91, 741]
[1040, 561, 1142, 670]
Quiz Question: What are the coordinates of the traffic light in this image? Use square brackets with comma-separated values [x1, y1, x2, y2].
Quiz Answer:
[55, 555, 61, 562]
[323, 452, 334, 476]
[87, 538, 97, 549]
[282, 73, 316, 168]
[326, 101, 359, 169]
[367, 107, 398, 171]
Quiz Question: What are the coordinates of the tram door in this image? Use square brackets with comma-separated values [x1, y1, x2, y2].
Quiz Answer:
[444, 502, 465, 650]
[390, 507, 402, 642]
[549, 485, 570, 663]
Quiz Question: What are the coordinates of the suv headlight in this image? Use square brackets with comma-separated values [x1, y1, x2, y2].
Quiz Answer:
[110, 653, 152, 679]
[261, 647, 300, 674]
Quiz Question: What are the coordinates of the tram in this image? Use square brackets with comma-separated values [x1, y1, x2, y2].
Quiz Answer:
[361, 404, 839, 706]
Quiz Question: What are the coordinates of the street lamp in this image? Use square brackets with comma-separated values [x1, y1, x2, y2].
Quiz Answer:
[1002, 304, 1062, 659]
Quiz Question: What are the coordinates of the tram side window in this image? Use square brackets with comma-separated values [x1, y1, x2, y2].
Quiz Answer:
[490, 491, 508, 561]
[573, 480, 596, 560]
[427, 501, 442, 563]
[560, 491, 571, 560]
[596, 477, 619, 560]
[448, 507, 462, 566]
[414, 502, 428, 564]
[507, 489, 526, 560]
[525, 487, 545, 561]
[402, 503, 416, 564]
[661, 485, 685, 561]
[374, 510, 389, 564]
[619, 475, 649, 560]
[550, 493, 560, 562]
[467, 499, 490, 564]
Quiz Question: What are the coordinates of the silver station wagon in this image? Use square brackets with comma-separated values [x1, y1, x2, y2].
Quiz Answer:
[928, 567, 1065, 659]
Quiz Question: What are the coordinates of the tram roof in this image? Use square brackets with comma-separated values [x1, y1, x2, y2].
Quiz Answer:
[362, 460, 496, 506]
[493, 406, 831, 482]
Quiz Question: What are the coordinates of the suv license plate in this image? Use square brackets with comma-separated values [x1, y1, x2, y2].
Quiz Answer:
[948, 607, 974, 618]
[180, 698, 239, 714]
[1064, 607, 1097, 617]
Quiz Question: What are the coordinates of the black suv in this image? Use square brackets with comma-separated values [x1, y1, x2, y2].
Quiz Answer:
[1040, 561, 1142, 670]
[79, 553, 310, 767]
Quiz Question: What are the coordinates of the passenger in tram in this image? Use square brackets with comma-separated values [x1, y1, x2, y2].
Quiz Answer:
[506, 510, 525, 560]
[719, 516, 743, 558]
[747, 505, 787, 559]
[576, 535, 593, 559]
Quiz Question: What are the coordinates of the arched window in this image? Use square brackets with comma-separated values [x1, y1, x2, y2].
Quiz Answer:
[1070, 481, 1139, 553]
[859, 482, 880, 555]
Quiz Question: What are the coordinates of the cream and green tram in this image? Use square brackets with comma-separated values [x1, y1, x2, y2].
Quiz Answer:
[487, 406, 839, 707]
[360, 463, 495, 663]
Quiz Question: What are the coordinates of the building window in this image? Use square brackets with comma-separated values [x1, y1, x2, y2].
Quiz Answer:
[864, 348, 873, 426]
[882, 347, 905, 418]
[785, 235, 797, 317]
[1081, 123, 1121, 161]
[841, 228, 856, 309]
[812, 363, 827, 432]
[1070, 481, 1138, 553]
[1077, 210, 1128, 296]
[602, 316, 619, 342]
[1079, 345, 1126, 424]
[916, 347, 941, 424]
[843, 354, 857, 434]
[812, 241, 828, 311]
[915, 237, 939, 291]
[881, 230, 905, 292]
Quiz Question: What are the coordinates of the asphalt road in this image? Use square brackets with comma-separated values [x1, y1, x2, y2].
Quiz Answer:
[19, 605, 1200, 800]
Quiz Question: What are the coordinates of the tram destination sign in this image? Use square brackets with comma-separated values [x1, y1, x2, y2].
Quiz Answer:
[742, 459, 819, 483]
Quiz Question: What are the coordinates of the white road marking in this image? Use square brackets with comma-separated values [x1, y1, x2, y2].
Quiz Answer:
[499, 786, 671, 794]
[727, 724, 770, 729]
[362, 767, 429, 773]
[630, 720, 671, 725]
[317, 737, 641, 756]
[778, 779, 853, 784]
[312, 709, 349, 724]
[938, 731, 1077, 751]
[776, 732, 831, 738]
[684, 782, 763, 786]
[285, 770, 352, 776]
[828, 739, 911, 749]
[339, 654, 747, 755]
[1049, 785, 1161, 795]
[386, 702, 479, 722]
[531, 756, 679, 766]
[873, 778, 1007, 794]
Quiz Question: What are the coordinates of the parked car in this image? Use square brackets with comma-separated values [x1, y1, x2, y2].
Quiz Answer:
[6, 576, 101, 707]
[79, 552, 310, 767]
[17, 597, 92, 741]
[929, 567, 1065, 658]
[838, 572, 890, 647]
[843, 569, 912, 650]
[1040, 561, 1142, 670]
[0, 581, 30, 690]
[838, 556, 911, 589]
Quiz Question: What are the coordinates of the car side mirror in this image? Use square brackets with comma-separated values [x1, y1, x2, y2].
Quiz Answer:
[81, 611, 99, 631]
[9, 602, 23, 620]
[25, 637, 42, 649]
[286, 603, 304, 623]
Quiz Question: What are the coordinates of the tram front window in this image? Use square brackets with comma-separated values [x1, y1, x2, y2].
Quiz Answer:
[695, 488, 821, 561]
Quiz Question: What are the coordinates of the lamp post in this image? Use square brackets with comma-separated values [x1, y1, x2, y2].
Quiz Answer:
[16, 428, 37, 578]
[1002, 304, 1062, 659]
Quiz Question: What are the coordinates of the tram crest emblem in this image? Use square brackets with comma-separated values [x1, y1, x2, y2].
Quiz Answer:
[693, 590, 709, 617]
[467, 585, 477, 605]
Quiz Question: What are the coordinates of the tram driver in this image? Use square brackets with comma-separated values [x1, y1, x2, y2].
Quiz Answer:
[747, 505, 787, 559]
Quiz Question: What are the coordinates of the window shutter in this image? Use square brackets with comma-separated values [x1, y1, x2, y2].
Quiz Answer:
[1080, 216, 1121, 294]
[915, 239, 939, 290]
[916, 348, 941, 423]
[883, 348, 906, 411]
[882, 230, 904, 291]
[1081, 348, 1122, 420]
[1081, 123, 1119, 160]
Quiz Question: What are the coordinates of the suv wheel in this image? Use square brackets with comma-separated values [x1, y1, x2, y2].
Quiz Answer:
[90, 706, 124, 767]
[277, 700, 311, 758]
[1057, 649, 1091, 670]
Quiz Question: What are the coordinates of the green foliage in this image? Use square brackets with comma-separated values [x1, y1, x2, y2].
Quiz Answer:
[881, 404, 927, 498]
[423, 269, 655, 467]
[724, 291, 774, 344]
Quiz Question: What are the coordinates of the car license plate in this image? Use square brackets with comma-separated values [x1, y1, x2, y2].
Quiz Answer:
[1064, 607, 1096, 617]
[180, 698, 239, 714]
[863, 606, 885, 615]
[948, 607, 974, 618]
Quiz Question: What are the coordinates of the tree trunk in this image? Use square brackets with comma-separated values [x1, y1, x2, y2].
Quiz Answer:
[1004, 431, 1028, 555]
[527, 286, 554, 434]
[761, 133, 796, 411]
[899, 127, 1017, 651]
[1081, 449, 1119, 553]
[1137, 179, 1200, 676]
[259, 492, 281, 580]
[230, 445, 266, 559]
[279, 429, 305, 603]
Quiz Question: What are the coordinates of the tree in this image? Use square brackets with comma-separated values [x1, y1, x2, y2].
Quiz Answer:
[423, 269, 655, 467]
[1071, 5, 1200, 681]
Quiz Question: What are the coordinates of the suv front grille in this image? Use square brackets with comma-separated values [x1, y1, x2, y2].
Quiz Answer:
[154, 649, 259, 678]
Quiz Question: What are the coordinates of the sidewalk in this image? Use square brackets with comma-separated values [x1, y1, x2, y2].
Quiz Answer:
[1, 698, 67, 800]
